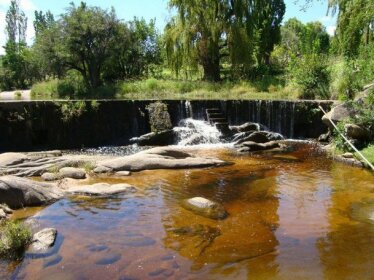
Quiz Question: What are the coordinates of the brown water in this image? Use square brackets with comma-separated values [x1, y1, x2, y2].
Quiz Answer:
[4, 144, 374, 280]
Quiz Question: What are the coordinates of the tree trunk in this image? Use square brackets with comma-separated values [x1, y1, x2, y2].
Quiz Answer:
[202, 59, 221, 82]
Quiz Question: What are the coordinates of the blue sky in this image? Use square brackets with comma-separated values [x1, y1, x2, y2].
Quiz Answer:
[0, 0, 336, 54]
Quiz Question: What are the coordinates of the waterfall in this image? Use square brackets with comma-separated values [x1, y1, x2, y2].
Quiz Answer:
[173, 118, 224, 146]
[185, 101, 193, 118]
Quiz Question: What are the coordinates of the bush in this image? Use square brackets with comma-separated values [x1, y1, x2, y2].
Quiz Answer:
[290, 54, 330, 99]
[0, 220, 32, 260]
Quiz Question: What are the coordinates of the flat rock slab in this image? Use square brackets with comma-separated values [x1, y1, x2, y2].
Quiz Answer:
[0, 176, 63, 209]
[96, 147, 229, 172]
[67, 183, 137, 196]
[182, 197, 228, 220]
[32, 228, 57, 251]
[0, 153, 27, 167]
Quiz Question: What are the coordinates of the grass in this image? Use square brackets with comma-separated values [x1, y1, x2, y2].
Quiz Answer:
[356, 144, 374, 165]
[31, 77, 301, 101]
[0, 220, 32, 260]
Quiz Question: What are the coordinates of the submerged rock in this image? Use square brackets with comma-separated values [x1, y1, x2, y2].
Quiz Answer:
[182, 197, 228, 220]
[67, 183, 137, 196]
[32, 228, 57, 251]
[0, 176, 63, 209]
[58, 167, 86, 180]
[96, 147, 229, 172]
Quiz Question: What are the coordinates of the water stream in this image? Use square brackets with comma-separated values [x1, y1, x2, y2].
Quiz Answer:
[3, 143, 374, 280]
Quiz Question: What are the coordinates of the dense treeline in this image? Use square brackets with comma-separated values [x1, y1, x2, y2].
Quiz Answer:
[0, 0, 373, 101]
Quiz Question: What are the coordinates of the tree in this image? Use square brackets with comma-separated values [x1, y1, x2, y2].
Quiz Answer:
[103, 18, 162, 81]
[165, 0, 285, 81]
[1, 0, 29, 89]
[33, 10, 55, 36]
[55, 2, 121, 89]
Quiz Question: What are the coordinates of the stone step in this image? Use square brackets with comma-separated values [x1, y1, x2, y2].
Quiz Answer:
[206, 108, 221, 114]
[209, 118, 227, 124]
[207, 113, 225, 119]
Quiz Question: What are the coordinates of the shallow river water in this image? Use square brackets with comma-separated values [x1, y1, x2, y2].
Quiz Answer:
[3, 144, 374, 280]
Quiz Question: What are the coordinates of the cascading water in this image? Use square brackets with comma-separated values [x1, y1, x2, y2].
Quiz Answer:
[173, 118, 225, 146]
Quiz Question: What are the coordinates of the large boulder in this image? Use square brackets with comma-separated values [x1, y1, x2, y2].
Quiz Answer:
[0, 176, 63, 209]
[235, 131, 284, 144]
[58, 167, 86, 180]
[344, 123, 371, 140]
[96, 147, 229, 172]
[182, 197, 228, 220]
[130, 130, 176, 146]
[322, 103, 356, 130]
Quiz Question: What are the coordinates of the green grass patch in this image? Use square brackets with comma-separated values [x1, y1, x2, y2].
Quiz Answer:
[357, 144, 374, 165]
[0, 220, 32, 260]
[31, 78, 302, 100]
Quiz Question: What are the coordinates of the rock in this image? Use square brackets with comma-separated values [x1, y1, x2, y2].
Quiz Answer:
[235, 131, 284, 144]
[116, 171, 131, 176]
[182, 197, 228, 220]
[0, 153, 27, 167]
[32, 228, 57, 251]
[93, 166, 113, 174]
[0, 209, 7, 220]
[130, 130, 176, 146]
[318, 131, 331, 142]
[96, 147, 229, 172]
[322, 103, 356, 130]
[237, 141, 281, 152]
[230, 122, 260, 133]
[344, 123, 371, 140]
[41, 172, 59, 182]
[67, 183, 137, 196]
[0, 176, 63, 209]
[58, 167, 86, 179]
[0, 204, 12, 214]
[342, 152, 354, 159]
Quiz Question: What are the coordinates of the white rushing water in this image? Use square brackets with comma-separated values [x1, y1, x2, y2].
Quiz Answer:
[173, 118, 227, 147]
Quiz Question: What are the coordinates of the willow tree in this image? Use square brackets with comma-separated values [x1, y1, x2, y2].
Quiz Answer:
[328, 0, 374, 57]
[165, 0, 285, 81]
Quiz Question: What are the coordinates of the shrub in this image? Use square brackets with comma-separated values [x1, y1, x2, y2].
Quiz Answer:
[290, 54, 330, 100]
[0, 220, 32, 260]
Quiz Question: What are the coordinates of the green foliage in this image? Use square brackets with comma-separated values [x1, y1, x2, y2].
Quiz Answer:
[165, 0, 285, 81]
[290, 54, 330, 99]
[146, 101, 172, 133]
[0, 220, 32, 260]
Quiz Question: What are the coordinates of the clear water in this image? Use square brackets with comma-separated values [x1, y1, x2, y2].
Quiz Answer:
[3, 144, 374, 279]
